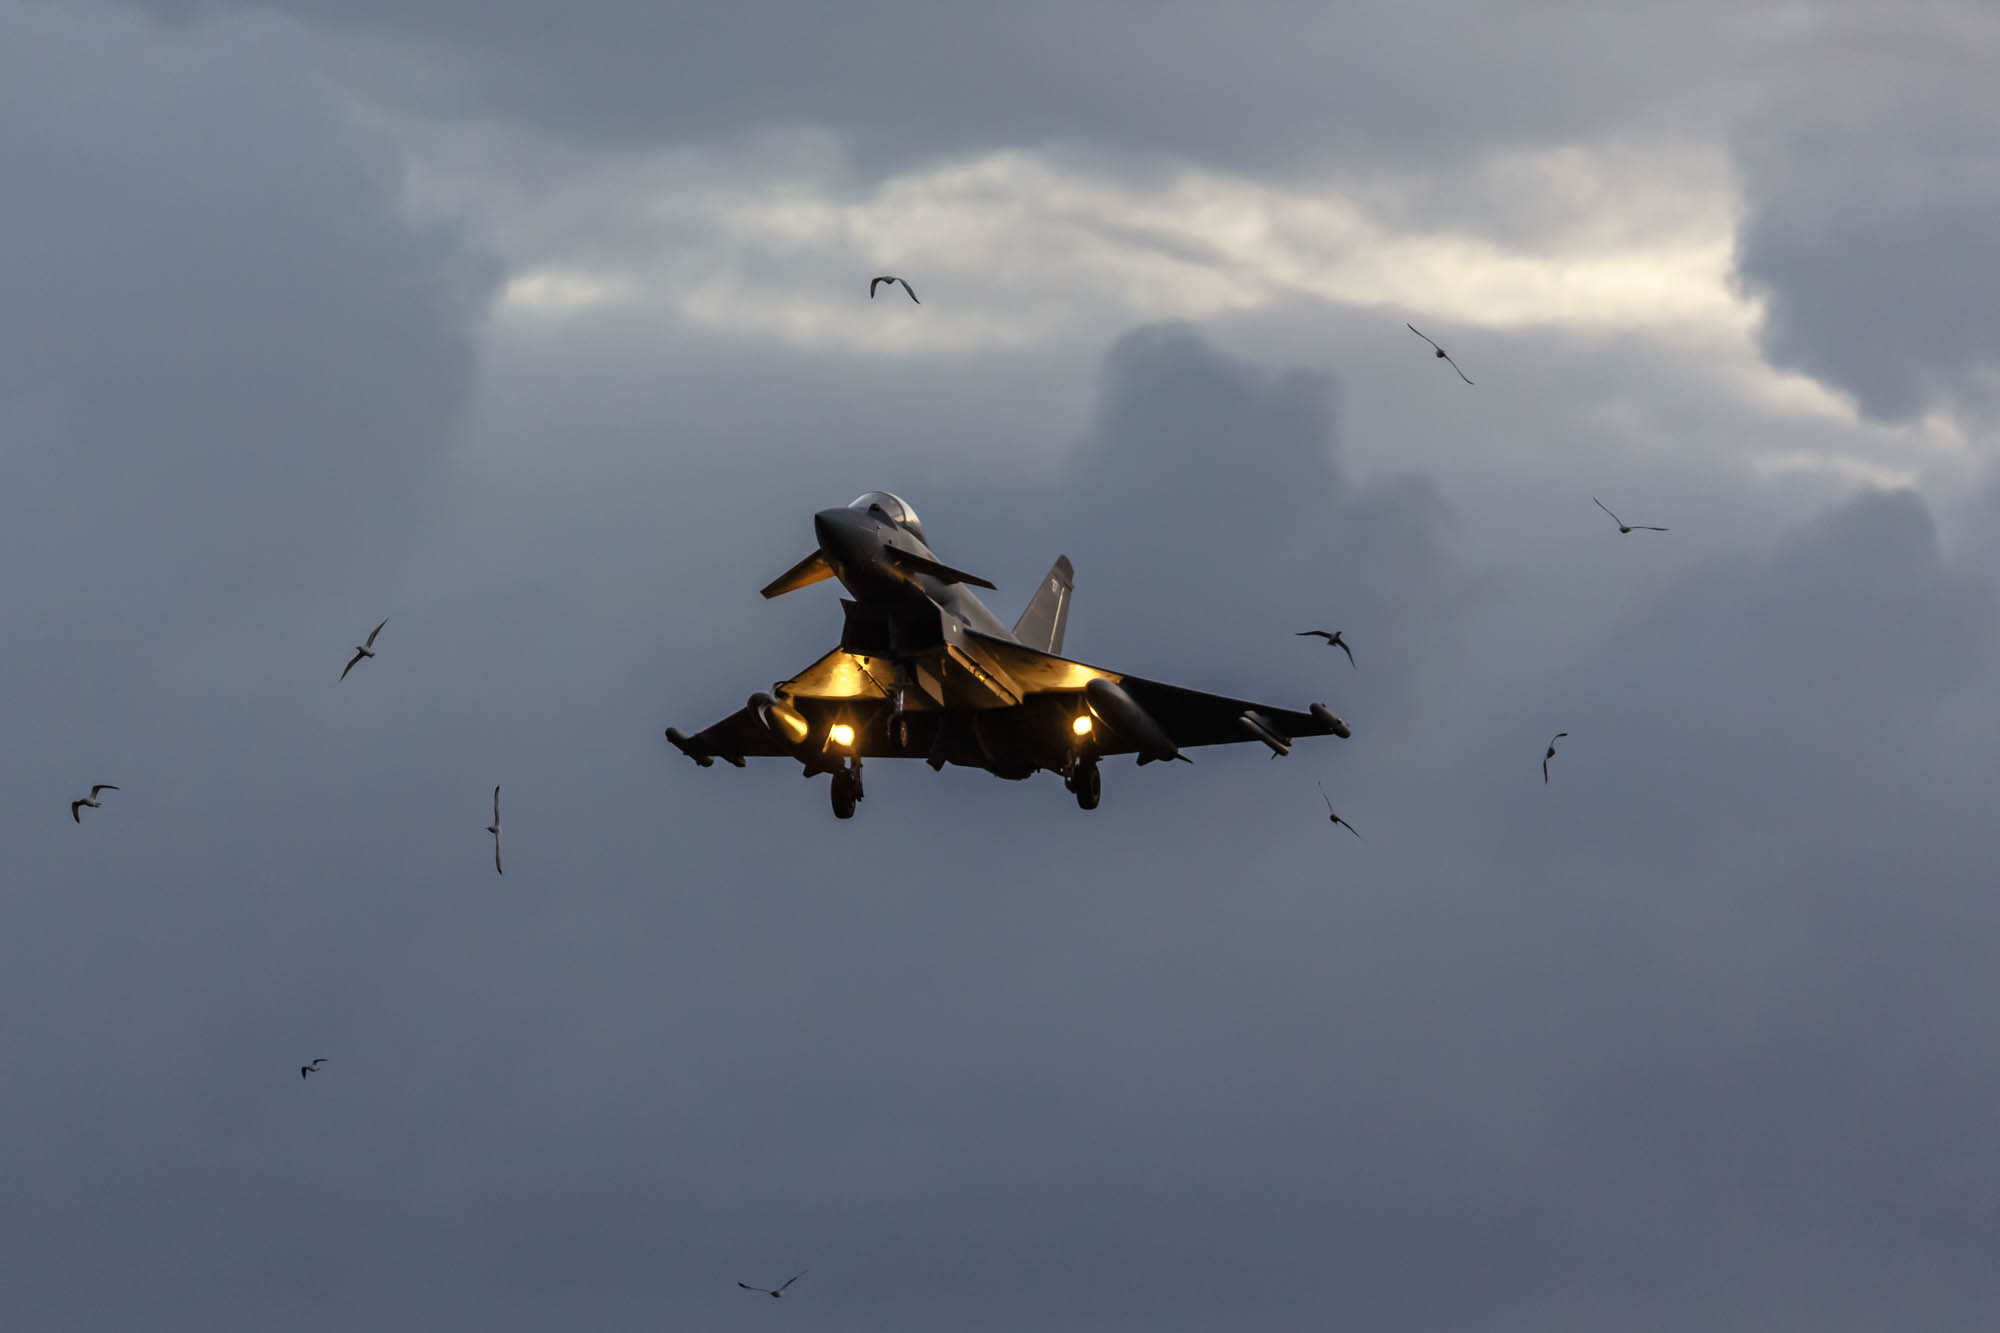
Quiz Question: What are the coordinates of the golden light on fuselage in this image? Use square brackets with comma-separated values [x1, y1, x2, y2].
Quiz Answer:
[1072, 714, 1093, 737]
[828, 722, 856, 748]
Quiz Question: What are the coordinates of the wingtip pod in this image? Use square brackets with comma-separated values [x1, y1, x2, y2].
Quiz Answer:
[665, 727, 716, 768]
[1310, 703, 1351, 739]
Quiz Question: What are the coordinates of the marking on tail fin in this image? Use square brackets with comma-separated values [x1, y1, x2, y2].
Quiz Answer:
[1011, 555, 1074, 654]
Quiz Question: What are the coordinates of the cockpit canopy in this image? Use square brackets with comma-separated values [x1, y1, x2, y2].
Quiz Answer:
[848, 491, 927, 545]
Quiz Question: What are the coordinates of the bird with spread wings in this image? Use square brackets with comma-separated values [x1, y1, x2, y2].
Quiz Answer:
[1406, 322, 1474, 385]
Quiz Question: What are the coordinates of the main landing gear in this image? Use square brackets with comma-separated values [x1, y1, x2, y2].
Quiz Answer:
[830, 758, 864, 820]
[1064, 758, 1101, 811]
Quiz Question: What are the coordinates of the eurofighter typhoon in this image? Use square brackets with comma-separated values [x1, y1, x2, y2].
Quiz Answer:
[666, 493, 1350, 818]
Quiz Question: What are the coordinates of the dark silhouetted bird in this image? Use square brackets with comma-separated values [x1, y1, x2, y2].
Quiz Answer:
[340, 618, 389, 681]
[70, 784, 119, 823]
[486, 786, 502, 875]
[300, 1058, 327, 1080]
[869, 275, 918, 303]
[739, 1270, 807, 1299]
[1296, 629, 1354, 668]
[1407, 322, 1474, 384]
[1593, 497, 1667, 534]
[1318, 781, 1359, 837]
[1543, 732, 1568, 783]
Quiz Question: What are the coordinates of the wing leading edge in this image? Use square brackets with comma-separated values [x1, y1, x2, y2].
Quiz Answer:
[666, 648, 895, 766]
[667, 636, 1346, 770]
[963, 632, 1346, 757]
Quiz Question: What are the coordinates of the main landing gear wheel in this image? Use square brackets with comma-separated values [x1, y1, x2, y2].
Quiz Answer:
[1067, 760, 1101, 811]
[831, 761, 863, 820]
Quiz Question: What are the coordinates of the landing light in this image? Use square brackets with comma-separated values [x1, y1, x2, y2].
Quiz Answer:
[828, 723, 856, 748]
[1072, 714, 1093, 737]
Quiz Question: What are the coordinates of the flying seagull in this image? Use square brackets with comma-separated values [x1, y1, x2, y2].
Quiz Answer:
[1296, 629, 1355, 668]
[69, 784, 119, 823]
[300, 1058, 327, 1080]
[1543, 731, 1568, 784]
[1593, 497, 1668, 534]
[1318, 781, 1360, 837]
[1407, 322, 1474, 385]
[739, 1270, 807, 1299]
[340, 618, 389, 681]
[869, 275, 919, 303]
[486, 786, 502, 875]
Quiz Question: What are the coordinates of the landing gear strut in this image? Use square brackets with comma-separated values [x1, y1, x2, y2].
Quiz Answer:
[831, 758, 864, 820]
[888, 670, 916, 750]
[1065, 758, 1101, 811]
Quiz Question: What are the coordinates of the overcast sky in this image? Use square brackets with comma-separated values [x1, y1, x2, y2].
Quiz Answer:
[6, 2, 2000, 1330]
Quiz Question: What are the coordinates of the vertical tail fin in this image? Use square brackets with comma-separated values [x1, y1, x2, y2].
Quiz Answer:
[1011, 555, 1073, 654]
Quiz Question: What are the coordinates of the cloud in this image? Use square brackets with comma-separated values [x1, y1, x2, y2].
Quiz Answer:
[1025, 322, 1475, 732]
[1731, 8, 2000, 422]
[120, 0, 1775, 179]
[0, 3, 494, 680]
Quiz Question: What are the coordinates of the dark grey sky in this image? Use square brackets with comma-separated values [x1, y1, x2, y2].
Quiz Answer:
[7, 2, 2000, 1330]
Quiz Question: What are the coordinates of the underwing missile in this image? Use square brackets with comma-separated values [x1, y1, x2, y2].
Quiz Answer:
[1084, 678, 1185, 764]
[748, 692, 810, 746]
[1238, 710, 1291, 756]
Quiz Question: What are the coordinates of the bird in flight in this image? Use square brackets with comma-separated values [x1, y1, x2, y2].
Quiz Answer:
[1543, 732, 1568, 783]
[1318, 781, 1360, 837]
[300, 1058, 327, 1080]
[70, 784, 119, 823]
[486, 786, 502, 875]
[1407, 322, 1474, 384]
[1593, 497, 1668, 534]
[869, 275, 919, 303]
[739, 1270, 808, 1299]
[340, 618, 389, 681]
[1296, 629, 1355, 668]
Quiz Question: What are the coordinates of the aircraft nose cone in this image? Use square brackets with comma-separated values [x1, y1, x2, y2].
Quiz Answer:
[814, 507, 874, 566]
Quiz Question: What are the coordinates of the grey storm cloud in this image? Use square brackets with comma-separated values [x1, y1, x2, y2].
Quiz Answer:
[120, 0, 1780, 177]
[1014, 322, 1474, 731]
[1438, 485, 2000, 1330]
[1730, 14, 2000, 422]
[0, 2, 494, 679]
[1734, 111, 2000, 423]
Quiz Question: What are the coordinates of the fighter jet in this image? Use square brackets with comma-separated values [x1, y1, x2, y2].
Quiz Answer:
[666, 492, 1351, 818]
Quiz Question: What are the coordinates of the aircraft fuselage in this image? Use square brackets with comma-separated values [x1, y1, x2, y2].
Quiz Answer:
[811, 504, 1016, 639]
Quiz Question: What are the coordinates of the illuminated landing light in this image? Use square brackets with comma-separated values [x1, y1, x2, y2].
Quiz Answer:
[828, 723, 856, 748]
[1072, 714, 1094, 737]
